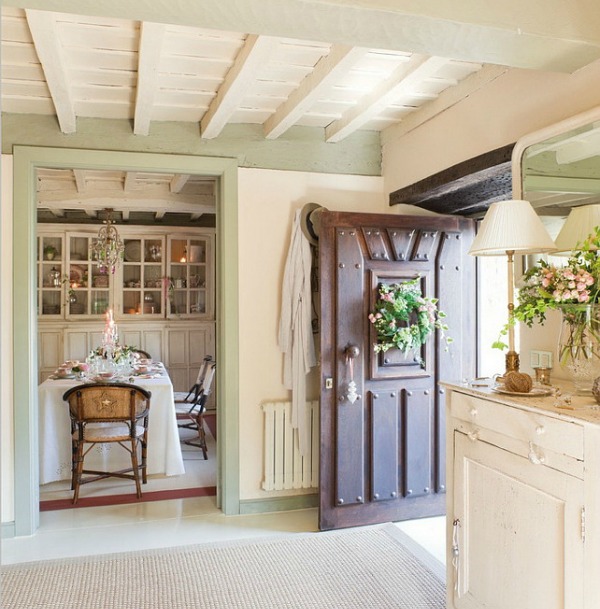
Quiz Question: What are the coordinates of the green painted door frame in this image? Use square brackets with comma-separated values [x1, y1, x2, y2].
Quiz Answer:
[12, 146, 240, 535]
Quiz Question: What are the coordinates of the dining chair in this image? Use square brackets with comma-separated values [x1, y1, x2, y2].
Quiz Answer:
[63, 382, 151, 504]
[173, 355, 214, 404]
[175, 361, 216, 460]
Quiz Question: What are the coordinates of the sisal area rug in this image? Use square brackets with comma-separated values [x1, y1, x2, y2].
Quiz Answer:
[2, 524, 446, 609]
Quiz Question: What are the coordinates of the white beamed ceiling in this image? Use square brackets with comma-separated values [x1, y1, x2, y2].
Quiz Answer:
[1, 7, 487, 140]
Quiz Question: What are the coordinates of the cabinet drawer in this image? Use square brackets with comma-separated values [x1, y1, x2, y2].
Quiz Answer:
[451, 393, 584, 461]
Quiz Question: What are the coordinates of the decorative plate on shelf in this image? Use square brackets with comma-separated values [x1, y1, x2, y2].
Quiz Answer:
[69, 265, 85, 284]
[491, 386, 553, 397]
[124, 241, 141, 262]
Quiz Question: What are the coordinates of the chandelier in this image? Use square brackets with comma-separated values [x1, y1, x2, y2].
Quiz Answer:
[89, 208, 124, 274]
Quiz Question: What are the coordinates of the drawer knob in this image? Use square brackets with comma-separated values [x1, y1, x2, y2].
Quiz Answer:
[467, 429, 480, 442]
[528, 442, 545, 465]
[535, 425, 545, 435]
[470, 408, 478, 417]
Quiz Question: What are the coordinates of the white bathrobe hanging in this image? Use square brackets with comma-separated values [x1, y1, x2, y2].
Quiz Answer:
[278, 209, 317, 456]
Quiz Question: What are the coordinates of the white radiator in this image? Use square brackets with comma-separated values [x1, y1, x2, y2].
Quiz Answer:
[261, 400, 319, 491]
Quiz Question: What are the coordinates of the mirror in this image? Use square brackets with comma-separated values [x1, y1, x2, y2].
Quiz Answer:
[514, 105, 600, 236]
[511, 106, 600, 375]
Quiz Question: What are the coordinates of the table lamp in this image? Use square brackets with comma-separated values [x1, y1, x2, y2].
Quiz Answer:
[554, 204, 600, 253]
[469, 199, 557, 375]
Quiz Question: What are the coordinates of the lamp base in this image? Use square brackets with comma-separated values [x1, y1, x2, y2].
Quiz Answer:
[505, 350, 520, 375]
[493, 351, 520, 384]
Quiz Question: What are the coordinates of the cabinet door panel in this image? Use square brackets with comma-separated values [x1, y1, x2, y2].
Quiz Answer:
[39, 331, 62, 368]
[65, 332, 89, 361]
[189, 327, 214, 363]
[122, 330, 143, 349]
[453, 432, 584, 609]
[167, 330, 188, 365]
[144, 331, 163, 361]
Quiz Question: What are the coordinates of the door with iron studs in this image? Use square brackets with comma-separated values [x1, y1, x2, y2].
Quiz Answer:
[318, 211, 476, 531]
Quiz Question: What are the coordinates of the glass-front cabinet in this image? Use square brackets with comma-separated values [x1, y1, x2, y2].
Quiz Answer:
[36, 227, 214, 321]
[121, 237, 165, 317]
[37, 234, 64, 317]
[67, 233, 111, 317]
[167, 236, 212, 318]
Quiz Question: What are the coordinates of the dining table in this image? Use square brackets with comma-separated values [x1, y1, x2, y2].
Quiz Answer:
[38, 364, 186, 485]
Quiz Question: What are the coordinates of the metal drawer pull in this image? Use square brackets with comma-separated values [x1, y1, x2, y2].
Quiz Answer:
[470, 408, 478, 417]
[528, 442, 545, 465]
[535, 425, 545, 435]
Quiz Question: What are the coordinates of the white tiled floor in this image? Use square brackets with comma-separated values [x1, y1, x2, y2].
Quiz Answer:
[1, 496, 445, 566]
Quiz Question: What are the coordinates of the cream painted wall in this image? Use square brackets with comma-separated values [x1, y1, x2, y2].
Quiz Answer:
[0, 159, 385, 522]
[1, 155, 15, 523]
[237, 168, 386, 499]
[382, 60, 600, 196]
[382, 61, 600, 380]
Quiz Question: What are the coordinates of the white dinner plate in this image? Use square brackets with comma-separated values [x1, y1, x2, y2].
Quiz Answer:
[124, 241, 141, 262]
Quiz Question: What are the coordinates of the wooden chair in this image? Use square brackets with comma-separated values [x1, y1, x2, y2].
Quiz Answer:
[173, 355, 214, 404]
[63, 382, 151, 504]
[175, 361, 216, 460]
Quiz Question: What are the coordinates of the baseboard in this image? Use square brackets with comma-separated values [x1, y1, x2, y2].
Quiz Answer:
[2, 521, 16, 539]
[239, 493, 318, 515]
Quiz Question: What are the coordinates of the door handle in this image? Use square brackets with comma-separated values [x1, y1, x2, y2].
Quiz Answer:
[343, 344, 360, 404]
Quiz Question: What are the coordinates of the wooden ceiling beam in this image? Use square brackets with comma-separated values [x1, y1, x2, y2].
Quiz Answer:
[200, 34, 278, 139]
[325, 55, 450, 143]
[38, 197, 215, 216]
[264, 45, 366, 139]
[170, 174, 191, 193]
[25, 10, 77, 134]
[133, 22, 167, 136]
[381, 64, 508, 142]
[124, 172, 139, 191]
[73, 170, 87, 193]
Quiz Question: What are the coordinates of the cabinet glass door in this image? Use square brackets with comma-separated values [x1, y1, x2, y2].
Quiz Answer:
[121, 237, 164, 317]
[168, 237, 210, 317]
[67, 234, 111, 317]
[38, 234, 64, 317]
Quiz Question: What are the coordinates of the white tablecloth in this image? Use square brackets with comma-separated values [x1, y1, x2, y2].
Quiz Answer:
[38, 371, 186, 485]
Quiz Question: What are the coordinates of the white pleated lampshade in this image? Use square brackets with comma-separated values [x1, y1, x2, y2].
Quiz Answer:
[554, 204, 600, 253]
[469, 199, 557, 256]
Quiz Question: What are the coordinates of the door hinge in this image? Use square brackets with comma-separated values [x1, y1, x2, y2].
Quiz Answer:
[581, 506, 586, 543]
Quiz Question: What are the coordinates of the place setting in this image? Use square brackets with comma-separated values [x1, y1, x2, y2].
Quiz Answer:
[47, 309, 166, 384]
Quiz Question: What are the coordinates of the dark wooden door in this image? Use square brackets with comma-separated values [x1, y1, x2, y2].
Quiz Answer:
[318, 211, 476, 531]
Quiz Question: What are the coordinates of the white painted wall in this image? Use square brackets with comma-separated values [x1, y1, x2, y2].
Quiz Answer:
[1, 155, 15, 523]
[237, 168, 386, 499]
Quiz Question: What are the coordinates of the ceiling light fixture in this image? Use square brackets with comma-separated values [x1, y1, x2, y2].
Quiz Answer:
[89, 208, 124, 274]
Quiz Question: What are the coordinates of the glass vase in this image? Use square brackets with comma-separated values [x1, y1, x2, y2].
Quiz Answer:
[558, 304, 600, 394]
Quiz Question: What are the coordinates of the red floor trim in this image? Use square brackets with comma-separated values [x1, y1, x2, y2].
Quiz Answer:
[40, 485, 217, 511]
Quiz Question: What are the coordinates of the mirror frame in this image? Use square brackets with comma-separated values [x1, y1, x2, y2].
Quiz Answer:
[12, 146, 240, 535]
[512, 105, 600, 199]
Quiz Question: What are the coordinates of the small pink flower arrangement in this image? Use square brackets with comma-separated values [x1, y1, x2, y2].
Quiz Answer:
[509, 227, 600, 329]
[71, 362, 89, 373]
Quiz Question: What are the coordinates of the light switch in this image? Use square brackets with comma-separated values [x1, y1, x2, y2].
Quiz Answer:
[530, 350, 553, 368]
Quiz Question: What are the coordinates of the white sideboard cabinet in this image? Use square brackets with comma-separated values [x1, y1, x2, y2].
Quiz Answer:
[444, 382, 600, 609]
